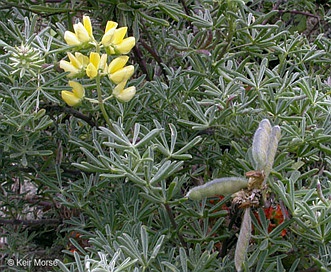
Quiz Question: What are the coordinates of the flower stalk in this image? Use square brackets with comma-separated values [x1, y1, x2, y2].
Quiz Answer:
[95, 73, 113, 129]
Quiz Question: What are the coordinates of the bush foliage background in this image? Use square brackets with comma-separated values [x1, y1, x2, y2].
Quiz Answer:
[0, 0, 331, 271]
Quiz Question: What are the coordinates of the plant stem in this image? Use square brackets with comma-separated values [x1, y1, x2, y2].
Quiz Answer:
[95, 73, 114, 130]
[0, 218, 61, 225]
[217, 13, 235, 61]
[163, 203, 188, 253]
[94, 42, 114, 131]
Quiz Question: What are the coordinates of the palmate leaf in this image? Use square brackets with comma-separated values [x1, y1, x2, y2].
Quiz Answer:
[149, 160, 184, 185]
[118, 225, 165, 269]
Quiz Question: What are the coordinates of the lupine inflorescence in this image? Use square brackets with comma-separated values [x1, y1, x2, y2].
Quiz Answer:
[60, 16, 136, 106]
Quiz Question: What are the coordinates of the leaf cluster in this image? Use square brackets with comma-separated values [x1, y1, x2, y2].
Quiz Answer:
[0, 0, 331, 271]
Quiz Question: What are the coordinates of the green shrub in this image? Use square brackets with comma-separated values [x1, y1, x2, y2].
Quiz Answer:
[0, 0, 330, 271]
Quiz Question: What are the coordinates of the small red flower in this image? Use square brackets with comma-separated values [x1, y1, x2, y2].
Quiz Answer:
[260, 204, 287, 237]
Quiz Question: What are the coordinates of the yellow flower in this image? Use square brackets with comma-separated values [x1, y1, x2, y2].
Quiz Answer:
[108, 56, 134, 83]
[86, 52, 100, 79]
[64, 31, 81, 46]
[113, 37, 136, 54]
[105, 21, 119, 33]
[101, 21, 118, 47]
[61, 81, 85, 107]
[102, 21, 135, 54]
[64, 15, 94, 46]
[73, 22, 90, 43]
[60, 52, 89, 78]
[99, 54, 108, 74]
[83, 15, 94, 39]
[113, 80, 136, 102]
[108, 56, 129, 74]
[112, 27, 128, 44]
[109, 65, 134, 84]
[86, 52, 108, 79]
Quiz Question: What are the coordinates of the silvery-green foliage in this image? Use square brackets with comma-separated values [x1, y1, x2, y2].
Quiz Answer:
[1, 1, 331, 272]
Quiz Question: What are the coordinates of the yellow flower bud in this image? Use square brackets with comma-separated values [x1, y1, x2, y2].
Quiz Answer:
[89, 52, 100, 67]
[112, 80, 126, 96]
[105, 21, 118, 32]
[61, 81, 85, 107]
[61, 91, 81, 107]
[109, 65, 134, 84]
[67, 52, 85, 68]
[86, 52, 108, 79]
[86, 52, 100, 79]
[101, 28, 116, 47]
[116, 86, 136, 102]
[74, 52, 89, 67]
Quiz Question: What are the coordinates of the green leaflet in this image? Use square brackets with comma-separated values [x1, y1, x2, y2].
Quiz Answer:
[186, 177, 248, 200]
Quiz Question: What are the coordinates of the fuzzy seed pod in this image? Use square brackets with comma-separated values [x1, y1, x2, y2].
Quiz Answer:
[251, 119, 272, 170]
[234, 207, 251, 272]
[186, 177, 248, 200]
[263, 125, 281, 180]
